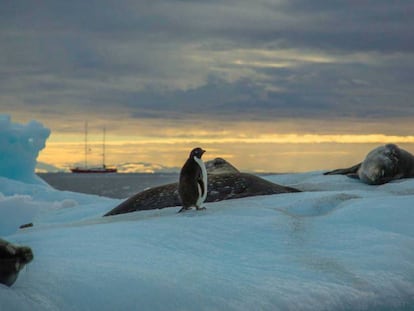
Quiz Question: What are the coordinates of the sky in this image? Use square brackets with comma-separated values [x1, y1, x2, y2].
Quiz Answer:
[1, 0, 414, 172]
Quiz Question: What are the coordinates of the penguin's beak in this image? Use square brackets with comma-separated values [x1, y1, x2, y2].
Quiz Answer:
[201, 149, 206, 155]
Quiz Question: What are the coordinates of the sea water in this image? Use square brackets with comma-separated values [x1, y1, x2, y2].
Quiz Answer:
[37, 173, 179, 199]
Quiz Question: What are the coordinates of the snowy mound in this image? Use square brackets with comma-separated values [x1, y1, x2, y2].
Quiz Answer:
[2, 176, 414, 310]
[1, 116, 414, 310]
[0, 115, 50, 184]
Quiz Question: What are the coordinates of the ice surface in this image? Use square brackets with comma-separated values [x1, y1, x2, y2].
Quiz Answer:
[1, 116, 414, 310]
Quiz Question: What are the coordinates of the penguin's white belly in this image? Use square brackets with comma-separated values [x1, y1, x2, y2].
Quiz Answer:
[194, 156, 207, 207]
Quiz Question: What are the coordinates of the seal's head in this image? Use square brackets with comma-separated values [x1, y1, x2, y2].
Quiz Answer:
[205, 158, 240, 175]
[0, 240, 33, 287]
[358, 144, 401, 185]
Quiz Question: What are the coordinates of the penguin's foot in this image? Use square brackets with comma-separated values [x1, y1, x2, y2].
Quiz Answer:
[196, 206, 206, 211]
[178, 207, 192, 213]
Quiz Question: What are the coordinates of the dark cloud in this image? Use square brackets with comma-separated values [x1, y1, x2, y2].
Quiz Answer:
[1, 0, 414, 128]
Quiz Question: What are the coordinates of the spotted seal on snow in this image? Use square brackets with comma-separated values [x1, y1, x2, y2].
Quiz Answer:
[324, 144, 414, 185]
[103, 158, 300, 216]
[0, 238, 33, 287]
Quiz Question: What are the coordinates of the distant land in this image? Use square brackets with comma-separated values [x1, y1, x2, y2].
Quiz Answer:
[36, 161, 180, 174]
[35, 162, 63, 173]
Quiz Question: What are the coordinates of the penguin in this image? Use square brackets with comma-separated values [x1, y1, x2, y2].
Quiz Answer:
[178, 147, 207, 213]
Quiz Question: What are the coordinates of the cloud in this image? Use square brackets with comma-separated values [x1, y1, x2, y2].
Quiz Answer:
[1, 0, 414, 133]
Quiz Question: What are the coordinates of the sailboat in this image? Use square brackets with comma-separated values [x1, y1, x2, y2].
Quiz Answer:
[70, 122, 117, 173]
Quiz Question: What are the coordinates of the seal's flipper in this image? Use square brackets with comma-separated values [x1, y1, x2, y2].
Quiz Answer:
[324, 163, 362, 177]
[346, 173, 360, 179]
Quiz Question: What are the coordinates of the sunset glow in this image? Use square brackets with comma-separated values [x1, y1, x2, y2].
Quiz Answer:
[38, 129, 414, 173]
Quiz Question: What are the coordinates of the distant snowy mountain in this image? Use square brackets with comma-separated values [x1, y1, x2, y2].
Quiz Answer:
[35, 162, 64, 173]
[115, 162, 180, 173]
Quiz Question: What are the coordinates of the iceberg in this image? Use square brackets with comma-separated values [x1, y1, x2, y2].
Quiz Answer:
[0, 116, 413, 310]
[0, 115, 50, 184]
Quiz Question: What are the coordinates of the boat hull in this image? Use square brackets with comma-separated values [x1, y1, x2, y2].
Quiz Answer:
[70, 167, 117, 173]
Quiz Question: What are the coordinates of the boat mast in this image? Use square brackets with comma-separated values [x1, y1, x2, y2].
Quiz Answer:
[84, 121, 88, 168]
[102, 127, 106, 168]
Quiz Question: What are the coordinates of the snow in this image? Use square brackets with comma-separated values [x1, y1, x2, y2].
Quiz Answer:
[1, 116, 414, 310]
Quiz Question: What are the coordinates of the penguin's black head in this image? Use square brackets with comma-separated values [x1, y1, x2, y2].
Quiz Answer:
[190, 147, 206, 159]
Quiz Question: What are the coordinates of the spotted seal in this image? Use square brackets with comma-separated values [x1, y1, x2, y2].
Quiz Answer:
[103, 158, 300, 216]
[0, 238, 33, 287]
[324, 144, 414, 185]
